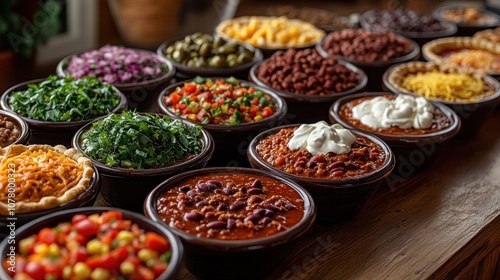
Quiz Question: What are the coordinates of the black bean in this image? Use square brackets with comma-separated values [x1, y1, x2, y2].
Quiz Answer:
[179, 185, 191, 192]
[240, 186, 247, 193]
[217, 203, 227, 211]
[229, 201, 245, 211]
[206, 221, 227, 229]
[185, 211, 203, 221]
[247, 188, 262, 195]
[253, 209, 265, 216]
[306, 161, 317, 168]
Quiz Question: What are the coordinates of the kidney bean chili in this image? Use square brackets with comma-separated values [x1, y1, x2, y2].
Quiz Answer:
[0, 115, 20, 147]
[164, 76, 276, 125]
[157, 173, 304, 240]
[340, 95, 452, 135]
[256, 128, 386, 179]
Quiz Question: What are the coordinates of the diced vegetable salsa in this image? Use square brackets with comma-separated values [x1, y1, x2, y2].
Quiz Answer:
[3, 211, 172, 280]
[164, 76, 277, 125]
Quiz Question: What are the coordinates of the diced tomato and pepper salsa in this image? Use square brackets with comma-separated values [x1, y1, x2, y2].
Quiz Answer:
[163, 76, 277, 125]
[3, 211, 172, 280]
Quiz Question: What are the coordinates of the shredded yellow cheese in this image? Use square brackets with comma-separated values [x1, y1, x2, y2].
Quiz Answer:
[401, 70, 491, 102]
[445, 50, 500, 72]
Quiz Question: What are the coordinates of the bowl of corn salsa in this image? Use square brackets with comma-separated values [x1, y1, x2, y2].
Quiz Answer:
[0, 207, 183, 280]
[383, 61, 500, 137]
[158, 76, 287, 167]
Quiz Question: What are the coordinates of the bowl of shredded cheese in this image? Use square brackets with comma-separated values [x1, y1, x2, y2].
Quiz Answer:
[215, 16, 325, 57]
[422, 37, 500, 79]
[383, 61, 500, 137]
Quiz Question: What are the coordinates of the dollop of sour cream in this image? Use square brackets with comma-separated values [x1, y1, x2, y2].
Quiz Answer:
[287, 121, 356, 155]
[351, 95, 435, 130]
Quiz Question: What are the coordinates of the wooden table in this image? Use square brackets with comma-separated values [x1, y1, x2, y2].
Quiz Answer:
[94, 110, 500, 280]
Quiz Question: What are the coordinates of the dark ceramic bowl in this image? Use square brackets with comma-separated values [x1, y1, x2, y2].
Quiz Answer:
[0, 109, 30, 147]
[157, 36, 263, 80]
[215, 16, 326, 58]
[316, 32, 420, 91]
[359, 9, 457, 47]
[0, 207, 183, 280]
[72, 113, 214, 212]
[422, 36, 500, 79]
[383, 61, 500, 138]
[158, 78, 287, 167]
[56, 49, 175, 112]
[247, 124, 395, 223]
[329, 92, 461, 177]
[144, 167, 316, 279]
[433, 5, 500, 36]
[249, 59, 367, 124]
[0, 146, 100, 239]
[0, 78, 127, 147]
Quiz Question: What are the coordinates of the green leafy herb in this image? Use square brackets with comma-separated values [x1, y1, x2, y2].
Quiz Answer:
[81, 111, 202, 169]
[8, 75, 120, 122]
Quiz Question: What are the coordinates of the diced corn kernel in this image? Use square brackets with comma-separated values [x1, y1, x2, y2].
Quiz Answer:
[62, 266, 72, 279]
[100, 244, 110, 254]
[90, 268, 111, 280]
[254, 115, 263, 121]
[86, 239, 103, 255]
[34, 243, 49, 256]
[116, 230, 134, 244]
[48, 243, 60, 256]
[120, 261, 136, 275]
[73, 262, 91, 280]
[66, 240, 80, 251]
[138, 248, 158, 262]
[88, 214, 100, 223]
[19, 236, 35, 255]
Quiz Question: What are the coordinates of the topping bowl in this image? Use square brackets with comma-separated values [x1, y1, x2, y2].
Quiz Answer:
[330, 92, 461, 177]
[247, 123, 395, 223]
[144, 167, 316, 279]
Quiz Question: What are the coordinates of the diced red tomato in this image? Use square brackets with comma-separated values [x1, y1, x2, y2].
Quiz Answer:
[145, 232, 170, 253]
[74, 219, 99, 238]
[71, 214, 88, 225]
[169, 93, 181, 105]
[251, 97, 259, 105]
[114, 219, 132, 230]
[261, 106, 274, 118]
[183, 83, 197, 93]
[24, 262, 45, 280]
[100, 229, 119, 245]
[38, 228, 57, 244]
[136, 266, 155, 280]
[152, 262, 168, 276]
[101, 210, 123, 224]
[86, 254, 118, 270]
[111, 246, 130, 263]
[70, 247, 89, 265]
[125, 256, 142, 267]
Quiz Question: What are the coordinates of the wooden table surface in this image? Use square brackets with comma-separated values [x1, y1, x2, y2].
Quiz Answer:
[94, 110, 500, 280]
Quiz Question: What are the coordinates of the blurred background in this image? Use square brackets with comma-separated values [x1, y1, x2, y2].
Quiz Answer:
[0, 0, 497, 92]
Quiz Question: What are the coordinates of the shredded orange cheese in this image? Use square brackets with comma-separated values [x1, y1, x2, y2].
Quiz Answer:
[445, 50, 500, 72]
[0, 149, 83, 203]
[401, 70, 490, 102]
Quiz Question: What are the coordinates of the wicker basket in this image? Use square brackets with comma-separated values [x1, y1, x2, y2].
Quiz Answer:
[107, 0, 181, 48]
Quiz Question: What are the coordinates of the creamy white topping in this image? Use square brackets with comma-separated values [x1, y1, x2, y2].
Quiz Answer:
[351, 95, 435, 130]
[287, 121, 356, 155]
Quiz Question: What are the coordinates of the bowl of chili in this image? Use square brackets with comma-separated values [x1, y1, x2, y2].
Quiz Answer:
[0, 76, 127, 147]
[56, 45, 175, 112]
[0, 144, 101, 239]
[0, 110, 29, 148]
[247, 122, 395, 223]
[158, 76, 287, 167]
[329, 92, 461, 177]
[72, 111, 214, 212]
[0, 207, 183, 280]
[383, 61, 500, 137]
[249, 48, 367, 124]
[144, 167, 316, 279]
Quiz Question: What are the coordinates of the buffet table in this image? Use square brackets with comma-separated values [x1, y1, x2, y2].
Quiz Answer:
[93, 110, 500, 279]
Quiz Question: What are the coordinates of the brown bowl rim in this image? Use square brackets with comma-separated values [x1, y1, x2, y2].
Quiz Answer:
[329, 92, 462, 142]
[247, 124, 396, 187]
[382, 61, 500, 105]
[0, 78, 128, 129]
[157, 77, 288, 133]
[316, 29, 421, 67]
[248, 58, 368, 103]
[71, 112, 214, 177]
[144, 166, 316, 251]
[0, 206, 183, 280]
[432, 5, 500, 28]
[422, 36, 500, 76]
[0, 109, 30, 147]
[56, 47, 176, 91]
[156, 35, 264, 76]
[359, 9, 458, 39]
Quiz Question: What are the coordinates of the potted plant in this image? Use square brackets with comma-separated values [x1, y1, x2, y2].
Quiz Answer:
[0, 0, 62, 92]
